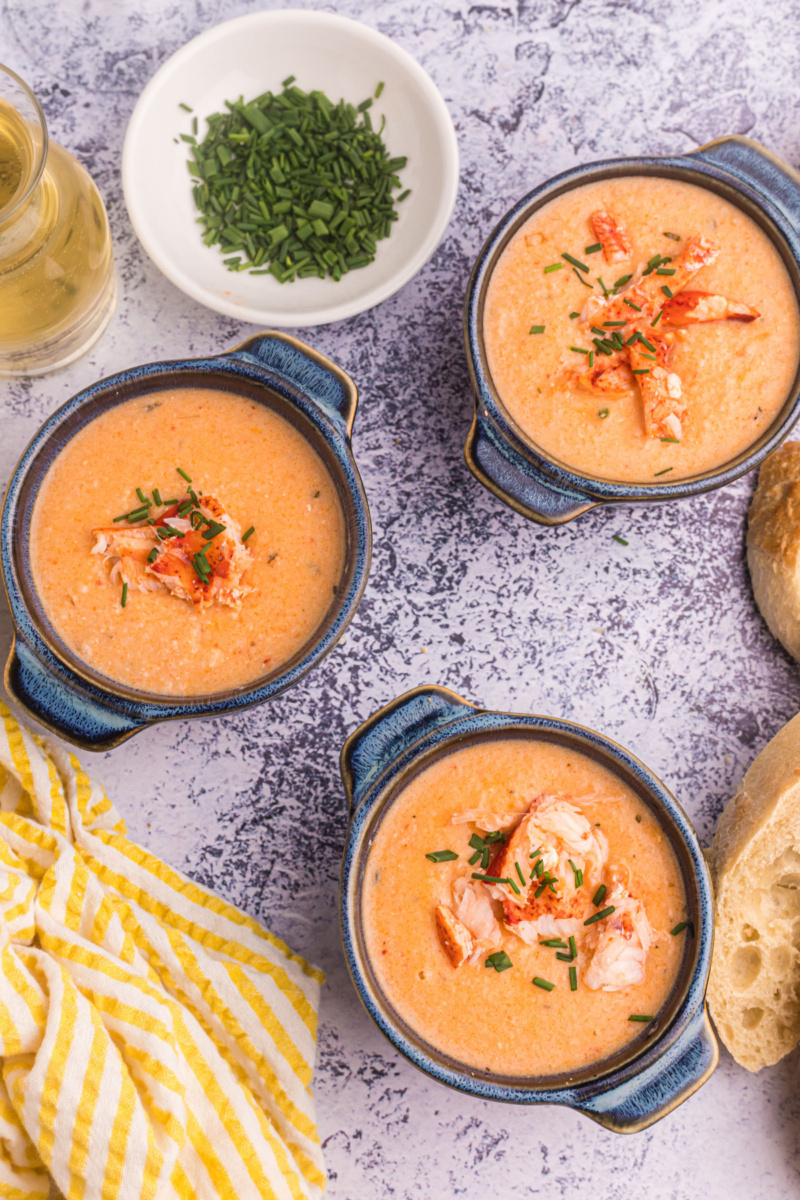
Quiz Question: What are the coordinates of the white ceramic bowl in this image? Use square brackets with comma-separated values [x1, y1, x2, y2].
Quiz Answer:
[122, 9, 459, 327]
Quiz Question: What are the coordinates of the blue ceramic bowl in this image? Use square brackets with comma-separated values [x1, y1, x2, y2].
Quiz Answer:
[340, 685, 717, 1132]
[464, 135, 800, 525]
[1, 331, 371, 750]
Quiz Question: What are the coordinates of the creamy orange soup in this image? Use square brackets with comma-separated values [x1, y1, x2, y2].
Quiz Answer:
[30, 388, 346, 695]
[363, 738, 687, 1077]
[483, 176, 800, 482]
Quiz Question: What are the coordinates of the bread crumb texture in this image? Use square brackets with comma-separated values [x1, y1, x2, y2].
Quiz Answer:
[747, 441, 800, 662]
[708, 712, 800, 1070]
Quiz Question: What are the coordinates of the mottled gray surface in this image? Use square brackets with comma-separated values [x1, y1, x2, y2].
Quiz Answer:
[2, 0, 800, 1194]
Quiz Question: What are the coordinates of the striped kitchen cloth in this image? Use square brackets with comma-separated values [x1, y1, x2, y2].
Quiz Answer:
[0, 704, 326, 1199]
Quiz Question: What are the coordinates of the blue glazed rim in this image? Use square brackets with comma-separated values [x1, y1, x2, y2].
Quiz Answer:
[1, 331, 372, 748]
[464, 136, 800, 520]
[340, 686, 716, 1129]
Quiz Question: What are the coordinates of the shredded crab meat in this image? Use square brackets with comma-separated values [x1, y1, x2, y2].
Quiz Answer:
[660, 290, 760, 325]
[436, 792, 656, 992]
[572, 219, 760, 439]
[434, 878, 502, 967]
[583, 878, 655, 992]
[92, 494, 254, 612]
[590, 209, 632, 264]
[627, 331, 686, 440]
[489, 794, 609, 929]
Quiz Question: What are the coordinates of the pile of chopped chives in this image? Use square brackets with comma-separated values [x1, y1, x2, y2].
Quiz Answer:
[184, 78, 409, 282]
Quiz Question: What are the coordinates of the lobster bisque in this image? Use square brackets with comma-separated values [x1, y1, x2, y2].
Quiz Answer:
[483, 175, 800, 482]
[29, 388, 345, 696]
[363, 738, 686, 1077]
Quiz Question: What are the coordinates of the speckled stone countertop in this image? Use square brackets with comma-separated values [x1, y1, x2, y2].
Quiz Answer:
[2, 1, 800, 1195]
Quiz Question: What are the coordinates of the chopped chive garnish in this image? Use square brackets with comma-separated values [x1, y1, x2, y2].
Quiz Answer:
[670, 921, 688, 935]
[507, 877, 521, 895]
[469, 833, 485, 851]
[584, 905, 616, 926]
[614, 274, 632, 288]
[468, 850, 482, 865]
[651, 309, 663, 327]
[188, 488, 199, 505]
[425, 849, 459, 862]
[569, 311, 580, 319]
[660, 436, 680, 443]
[472, 873, 510, 885]
[113, 513, 128, 523]
[573, 268, 593, 287]
[597, 276, 610, 296]
[661, 285, 674, 298]
[570, 345, 590, 354]
[534, 858, 544, 878]
[375, 81, 385, 98]
[568, 859, 583, 887]
[569, 936, 577, 958]
[632, 368, 650, 375]
[598, 407, 610, 419]
[591, 326, 606, 336]
[202, 521, 227, 541]
[177, 467, 192, 482]
[638, 335, 656, 352]
[160, 525, 183, 538]
[529, 324, 546, 334]
[485, 950, 513, 972]
[612, 534, 628, 546]
[603, 321, 627, 327]
[152, 487, 162, 507]
[483, 831, 506, 844]
[585, 242, 602, 254]
[530, 847, 542, 859]
[656, 268, 676, 275]
[588, 351, 594, 366]
[540, 938, 567, 948]
[120, 583, 128, 607]
[242, 526, 255, 542]
[179, 102, 193, 112]
[534, 882, 547, 899]
[654, 467, 673, 476]
[515, 861, 526, 886]
[481, 846, 490, 869]
[569, 966, 577, 991]
[556, 951, 573, 962]
[623, 298, 642, 311]
[147, 548, 159, 563]
[282, 74, 296, 87]
[629, 1014, 654, 1023]
[593, 884, 607, 906]
[533, 976, 555, 991]
[663, 231, 681, 240]
[544, 263, 563, 274]
[562, 252, 588, 272]
[136, 488, 148, 504]
[123, 505, 150, 523]
[640, 352, 657, 361]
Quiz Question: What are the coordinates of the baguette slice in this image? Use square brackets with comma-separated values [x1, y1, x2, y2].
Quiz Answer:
[707, 713, 800, 1070]
[747, 441, 800, 662]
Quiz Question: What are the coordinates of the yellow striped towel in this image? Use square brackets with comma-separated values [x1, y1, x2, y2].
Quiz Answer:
[0, 704, 326, 1199]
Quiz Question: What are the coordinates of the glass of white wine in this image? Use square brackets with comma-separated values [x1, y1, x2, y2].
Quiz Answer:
[0, 63, 116, 376]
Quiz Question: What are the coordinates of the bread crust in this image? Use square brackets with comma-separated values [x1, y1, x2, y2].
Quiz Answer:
[707, 713, 800, 1070]
[747, 441, 800, 661]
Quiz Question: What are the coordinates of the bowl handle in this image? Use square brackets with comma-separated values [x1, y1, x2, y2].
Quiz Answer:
[691, 135, 800, 227]
[465, 415, 598, 526]
[224, 330, 359, 437]
[341, 685, 479, 812]
[5, 640, 143, 752]
[574, 1005, 718, 1133]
